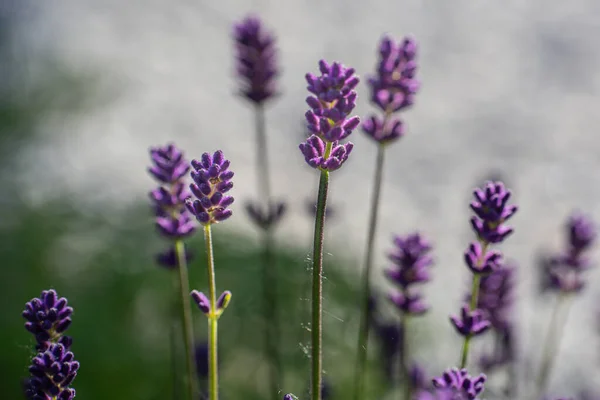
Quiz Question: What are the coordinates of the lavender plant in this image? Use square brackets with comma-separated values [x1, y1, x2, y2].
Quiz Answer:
[455, 181, 518, 368]
[299, 59, 360, 400]
[355, 35, 420, 400]
[233, 17, 284, 399]
[148, 143, 198, 400]
[535, 213, 596, 398]
[386, 233, 434, 399]
[187, 150, 234, 400]
[23, 289, 79, 400]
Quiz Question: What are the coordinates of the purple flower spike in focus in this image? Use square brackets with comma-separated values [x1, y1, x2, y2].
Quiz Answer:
[233, 15, 278, 104]
[469, 181, 518, 244]
[25, 343, 79, 400]
[432, 368, 486, 400]
[187, 150, 235, 225]
[299, 135, 354, 172]
[362, 35, 419, 144]
[23, 289, 73, 351]
[464, 242, 502, 274]
[450, 304, 491, 337]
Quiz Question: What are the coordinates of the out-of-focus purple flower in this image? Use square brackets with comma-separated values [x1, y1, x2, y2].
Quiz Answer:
[300, 135, 354, 172]
[25, 343, 79, 400]
[389, 292, 428, 315]
[479, 326, 516, 373]
[321, 380, 332, 400]
[432, 368, 486, 400]
[155, 246, 193, 270]
[363, 35, 419, 144]
[195, 342, 209, 379]
[233, 15, 278, 104]
[386, 233, 434, 316]
[304, 60, 360, 142]
[23, 290, 73, 351]
[450, 305, 491, 337]
[409, 363, 429, 391]
[464, 242, 502, 274]
[375, 322, 402, 381]
[148, 144, 190, 184]
[187, 150, 235, 225]
[283, 395, 295, 400]
[245, 200, 286, 230]
[305, 199, 336, 220]
[469, 181, 518, 244]
[476, 264, 515, 331]
[540, 213, 596, 294]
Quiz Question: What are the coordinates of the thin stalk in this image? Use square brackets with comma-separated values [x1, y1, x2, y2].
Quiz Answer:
[311, 162, 331, 400]
[254, 102, 280, 400]
[534, 293, 571, 399]
[175, 240, 199, 400]
[203, 225, 219, 400]
[459, 273, 482, 368]
[354, 143, 386, 400]
[171, 272, 182, 400]
[400, 313, 411, 400]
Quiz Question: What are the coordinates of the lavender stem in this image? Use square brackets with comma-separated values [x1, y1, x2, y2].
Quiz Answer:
[355, 143, 386, 400]
[311, 162, 331, 400]
[203, 225, 219, 400]
[171, 273, 182, 400]
[534, 293, 572, 399]
[175, 239, 199, 400]
[255, 102, 281, 400]
[401, 313, 410, 400]
[459, 270, 483, 368]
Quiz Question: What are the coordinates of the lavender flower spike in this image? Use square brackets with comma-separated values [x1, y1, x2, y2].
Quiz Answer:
[25, 343, 79, 400]
[233, 15, 278, 104]
[432, 368, 486, 400]
[464, 242, 502, 274]
[23, 289, 73, 351]
[187, 150, 235, 225]
[470, 181, 518, 244]
[450, 304, 491, 337]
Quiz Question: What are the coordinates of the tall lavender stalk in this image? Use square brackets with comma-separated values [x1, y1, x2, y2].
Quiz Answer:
[233, 16, 284, 399]
[23, 289, 79, 400]
[354, 35, 419, 400]
[454, 181, 517, 368]
[187, 150, 234, 400]
[148, 144, 198, 400]
[535, 213, 596, 398]
[299, 60, 360, 400]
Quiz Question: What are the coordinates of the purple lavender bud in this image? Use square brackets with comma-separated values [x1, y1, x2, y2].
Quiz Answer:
[216, 290, 232, 312]
[283, 395, 295, 400]
[188, 150, 235, 225]
[568, 213, 596, 251]
[304, 60, 360, 142]
[464, 242, 502, 274]
[23, 290, 73, 351]
[432, 368, 486, 400]
[233, 15, 278, 104]
[245, 200, 286, 230]
[389, 291, 429, 315]
[450, 305, 491, 337]
[362, 115, 405, 144]
[299, 135, 354, 172]
[155, 246, 193, 270]
[191, 290, 211, 315]
[148, 144, 190, 184]
[469, 181, 517, 244]
[386, 233, 434, 288]
[25, 343, 79, 400]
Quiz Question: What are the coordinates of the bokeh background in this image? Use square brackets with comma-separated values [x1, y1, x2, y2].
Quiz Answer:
[3, 0, 600, 399]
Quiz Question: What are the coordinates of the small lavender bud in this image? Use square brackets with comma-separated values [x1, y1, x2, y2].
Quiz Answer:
[299, 135, 354, 171]
[450, 305, 491, 337]
[216, 290, 232, 313]
[469, 181, 517, 244]
[188, 150, 235, 225]
[432, 368, 486, 400]
[191, 291, 211, 315]
[464, 242, 502, 274]
[283, 395, 295, 400]
[233, 15, 278, 104]
[23, 290, 73, 351]
[245, 200, 286, 230]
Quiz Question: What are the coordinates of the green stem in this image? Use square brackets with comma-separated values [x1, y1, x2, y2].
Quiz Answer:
[534, 293, 571, 399]
[354, 143, 386, 400]
[254, 102, 280, 400]
[311, 166, 330, 400]
[175, 240, 199, 400]
[171, 272, 182, 400]
[203, 225, 219, 400]
[401, 313, 411, 400]
[459, 273, 482, 368]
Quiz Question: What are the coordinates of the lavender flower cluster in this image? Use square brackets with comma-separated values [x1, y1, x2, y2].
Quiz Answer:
[16, 12, 599, 400]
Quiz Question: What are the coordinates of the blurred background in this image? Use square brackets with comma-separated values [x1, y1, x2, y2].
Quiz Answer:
[3, 0, 600, 399]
